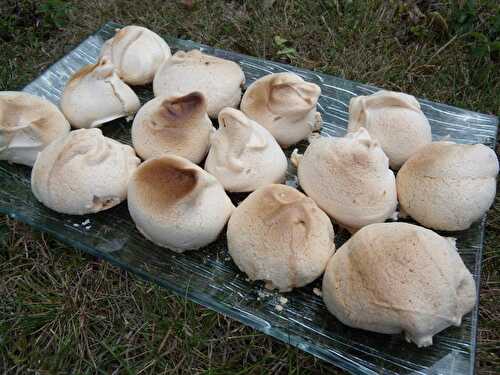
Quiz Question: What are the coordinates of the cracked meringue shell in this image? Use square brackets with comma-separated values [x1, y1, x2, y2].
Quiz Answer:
[396, 141, 498, 231]
[322, 222, 476, 347]
[100, 25, 171, 85]
[128, 155, 234, 252]
[347, 90, 432, 169]
[153, 49, 245, 118]
[294, 129, 397, 230]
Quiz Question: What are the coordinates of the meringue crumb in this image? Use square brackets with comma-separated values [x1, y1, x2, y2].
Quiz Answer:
[313, 288, 322, 297]
[279, 296, 288, 305]
[275, 304, 283, 312]
[82, 219, 90, 226]
[290, 149, 301, 168]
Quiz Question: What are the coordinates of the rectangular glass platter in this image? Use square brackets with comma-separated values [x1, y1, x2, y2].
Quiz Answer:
[2, 22, 498, 375]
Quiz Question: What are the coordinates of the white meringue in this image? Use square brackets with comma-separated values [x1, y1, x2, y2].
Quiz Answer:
[60, 57, 141, 129]
[132, 92, 214, 163]
[204, 108, 287, 192]
[397, 141, 499, 231]
[128, 155, 234, 252]
[227, 184, 335, 292]
[153, 49, 245, 118]
[322, 222, 476, 347]
[240, 72, 322, 148]
[31, 128, 140, 215]
[347, 90, 432, 169]
[100, 25, 171, 85]
[0, 91, 70, 166]
[293, 129, 397, 231]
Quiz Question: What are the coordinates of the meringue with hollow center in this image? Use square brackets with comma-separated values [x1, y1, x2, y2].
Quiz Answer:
[227, 184, 335, 292]
[240, 72, 322, 148]
[322, 222, 476, 347]
[396, 141, 499, 231]
[293, 128, 397, 231]
[153, 49, 245, 118]
[100, 25, 171, 85]
[31, 128, 140, 215]
[205, 108, 287, 192]
[132, 92, 214, 163]
[128, 155, 234, 252]
[347, 90, 432, 169]
[60, 57, 141, 129]
[0, 91, 70, 166]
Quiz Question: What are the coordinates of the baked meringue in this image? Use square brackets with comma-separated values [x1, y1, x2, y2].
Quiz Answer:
[322, 222, 476, 347]
[0, 91, 70, 166]
[293, 129, 397, 231]
[240, 72, 322, 148]
[60, 57, 141, 129]
[153, 49, 245, 118]
[204, 108, 287, 192]
[132, 92, 214, 163]
[397, 141, 498, 231]
[227, 184, 335, 292]
[347, 90, 432, 169]
[100, 25, 171, 85]
[128, 155, 234, 252]
[31, 128, 140, 215]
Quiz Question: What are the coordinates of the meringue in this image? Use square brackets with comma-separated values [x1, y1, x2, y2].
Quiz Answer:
[128, 155, 234, 252]
[0, 91, 70, 166]
[60, 57, 141, 129]
[132, 92, 214, 163]
[153, 49, 245, 118]
[293, 129, 397, 231]
[347, 90, 432, 169]
[240, 72, 322, 148]
[227, 184, 335, 292]
[397, 141, 498, 231]
[322, 222, 476, 347]
[205, 108, 287, 192]
[31, 128, 140, 215]
[100, 25, 171, 85]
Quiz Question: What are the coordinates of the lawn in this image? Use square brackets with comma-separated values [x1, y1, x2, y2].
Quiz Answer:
[0, 0, 499, 374]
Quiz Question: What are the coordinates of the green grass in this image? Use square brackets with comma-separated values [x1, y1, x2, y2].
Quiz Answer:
[0, 0, 499, 374]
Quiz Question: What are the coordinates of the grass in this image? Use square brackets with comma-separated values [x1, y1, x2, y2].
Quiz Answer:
[0, 0, 499, 374]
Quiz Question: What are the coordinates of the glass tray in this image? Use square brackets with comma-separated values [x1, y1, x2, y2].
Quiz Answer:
[2, 22, 498, 375]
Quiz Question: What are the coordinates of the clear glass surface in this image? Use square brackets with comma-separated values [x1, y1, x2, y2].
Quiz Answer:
[1, 22, 498, 375]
